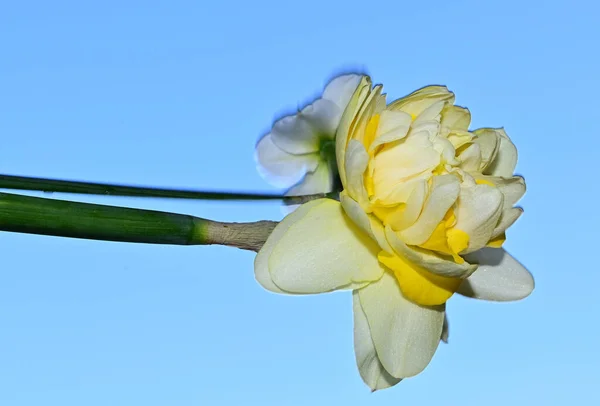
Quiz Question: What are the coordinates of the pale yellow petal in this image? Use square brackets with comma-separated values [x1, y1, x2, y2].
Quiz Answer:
[441, 105, 471, 132]
[336, 76, 372, 188]
[358, 272, 444, 378]
[482, 128, 518, 177]
[387, 86, 455, 117]
[267, 199, 385, 293]
[344, 139, 370, 208]
[368, 110, 412, 152]
[340, 191, 393, 253]
[458, 143, 482, 172]
[353, 291, 402, 390]
[454, 184, 504, 253]
[472, 128, 500, 170]
[254, 200, 322, 293]
[372, 135, 440, 196]
[412, 100, 445, 125]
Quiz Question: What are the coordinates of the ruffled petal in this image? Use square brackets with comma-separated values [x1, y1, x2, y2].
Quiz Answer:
[387, 85, 455, 117]
[399, 174, 461, 245]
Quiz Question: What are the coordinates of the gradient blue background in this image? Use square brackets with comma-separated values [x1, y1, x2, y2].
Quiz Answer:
[1, 1, 597, 405]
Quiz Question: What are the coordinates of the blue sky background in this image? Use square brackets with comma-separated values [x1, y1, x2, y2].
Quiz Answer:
[0, 1, 598, 405]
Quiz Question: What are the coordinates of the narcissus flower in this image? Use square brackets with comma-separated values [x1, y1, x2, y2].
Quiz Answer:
[255, 74, 363, 196]
[255, 76, 534, 390]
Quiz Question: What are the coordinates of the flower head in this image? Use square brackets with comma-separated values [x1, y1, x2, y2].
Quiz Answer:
[255, 76, 533, 390]
[255, 74, 363, 197]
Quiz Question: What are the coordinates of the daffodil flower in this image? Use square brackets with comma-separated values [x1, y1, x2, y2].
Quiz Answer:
[255, 77, 534, 390]
[255, 74, 363, 197]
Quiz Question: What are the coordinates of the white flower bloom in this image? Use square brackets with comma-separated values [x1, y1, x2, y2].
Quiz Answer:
[255, 76, 534, 391]
[255, 74, 363, 197]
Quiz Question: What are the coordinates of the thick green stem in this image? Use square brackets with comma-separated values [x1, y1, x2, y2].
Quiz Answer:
[0, 192, 277, 251]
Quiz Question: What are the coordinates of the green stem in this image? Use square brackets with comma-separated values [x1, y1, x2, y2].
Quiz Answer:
[0, 174, 284, 201]
[0, 192, 277, 251]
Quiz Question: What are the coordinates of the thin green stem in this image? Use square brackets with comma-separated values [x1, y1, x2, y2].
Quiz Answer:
[0, 174, 283, 201]
[0, 174, 336, 204]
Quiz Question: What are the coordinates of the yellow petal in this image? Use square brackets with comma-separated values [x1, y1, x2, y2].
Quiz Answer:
[378, 251, 462, 306]
[386, 225, 477, 278]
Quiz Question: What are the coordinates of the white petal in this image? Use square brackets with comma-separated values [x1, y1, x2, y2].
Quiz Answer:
[386, 225, 477, 278]
[271, 114, 320, 154]
[266, 199, 385, 293]
[340, 192, 393, 253]
[399, 174, 461, 245]
[483, 128, 518, 177]
[344, 139, 370, 208]
[285, 161, 333, 196]
[358, 272, 445, 378]
[458, 248, 534, 301]
[255, 133, 319, 188]
[323, 74, 363, 112]
[281, 162, 335, 215]
[353, 291, 402, 391]
[300, 98, 342, 138]
[454, 184, 504, 253]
